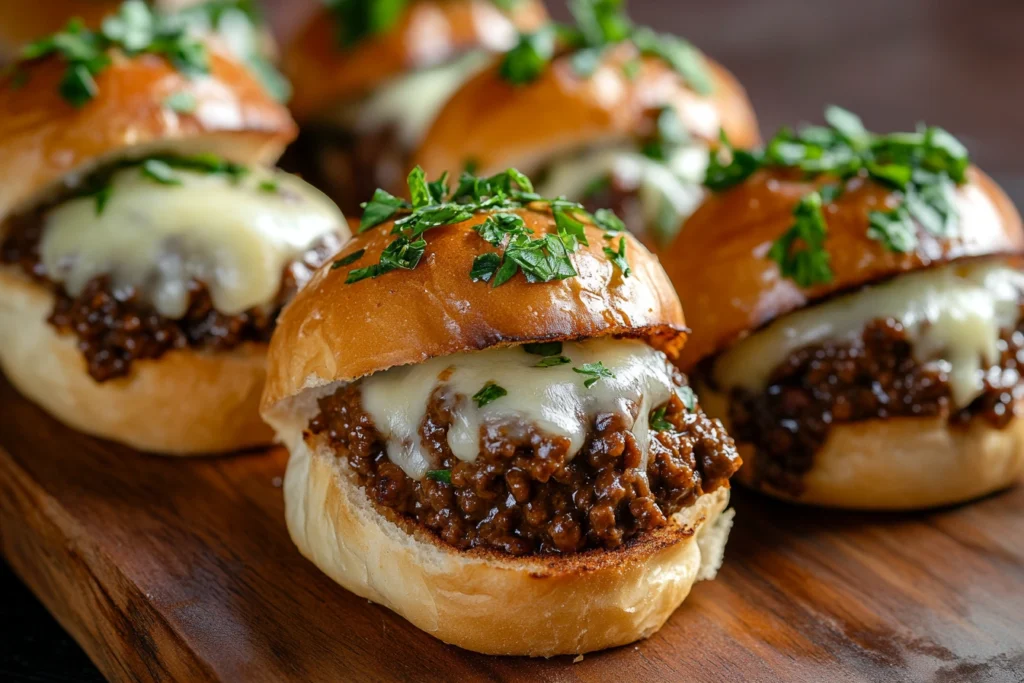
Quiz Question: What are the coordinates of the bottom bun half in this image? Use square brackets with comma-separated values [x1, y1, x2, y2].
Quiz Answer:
[699, 384, 1024, 510]
[283, 429, 734, 657]
[0, 270, 273, 455]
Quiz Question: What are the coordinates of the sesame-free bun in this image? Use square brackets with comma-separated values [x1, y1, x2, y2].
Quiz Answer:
[283, 0, 548, 122]
[0, 47, 296, 218]
[261, 208, 686, 417]
[412, 41, 760, 180]
[698, 384, 1024, 509]
[0, 269, 272, 454]
[280, 429, 732, 656]
[666, 167, 1024, 371]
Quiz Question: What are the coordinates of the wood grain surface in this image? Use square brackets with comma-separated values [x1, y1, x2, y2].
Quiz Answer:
[2, 369, 1023, 682]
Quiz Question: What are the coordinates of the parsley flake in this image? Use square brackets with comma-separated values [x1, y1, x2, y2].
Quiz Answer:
[332, 249, 366, 269]
[473, 382, 508, 407]
[603, 236, 631, 277]
[523, 341, 563, 356]
[573, 361, 615, 388]
[426, 469, 452, 484]
[536, 355, 572, 368]
[679, 386, 697, 412]
[649, 406, 674, 432]
[768, 192, 833, 288]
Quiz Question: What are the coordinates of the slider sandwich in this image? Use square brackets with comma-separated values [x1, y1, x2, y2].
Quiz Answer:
[412, 0, 759, 249]
[0, 2, 349, 454]
[664, 106, 1024, 509]
[260, 168, 742, 655]
[0, 1, 289, 100]
[281, 0, 548, 213]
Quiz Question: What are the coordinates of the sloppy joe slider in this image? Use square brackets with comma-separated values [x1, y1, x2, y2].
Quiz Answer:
[281, 0, 547, 213]
[261, 168, 742, 655]
[411, 0, 759, 249]
[664, 106, 1024, 509]
[0, 3, 349, 454]
[0, 1, 289, 100]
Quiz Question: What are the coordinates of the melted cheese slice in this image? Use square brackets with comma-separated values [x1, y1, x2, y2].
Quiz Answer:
[41, 166, 348, 318]
[326, 50, 492, 150]
[537, 144, 709, 245]
[359, 338, 682, 480]
[713, 261, 1024, 408]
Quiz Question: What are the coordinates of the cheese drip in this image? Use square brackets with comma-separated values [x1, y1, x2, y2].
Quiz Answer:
[326, 50, 492, 150]
[713, 261, 1024, 408]
[41, 166, 348, 319]
[537, 144, 709, 245]
[359, 338, 683, 480]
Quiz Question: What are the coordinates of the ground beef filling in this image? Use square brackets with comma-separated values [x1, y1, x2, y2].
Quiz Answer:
[727, 314, 1024, 495]
[1, 206, 340, 382]
[309, 379, 741, 556]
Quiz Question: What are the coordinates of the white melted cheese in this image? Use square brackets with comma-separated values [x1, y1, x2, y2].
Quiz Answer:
[713, 261, 1024, 408]
[537, 144, 709, 245]
[327, 50, 492, 151]
[359, 338, 682, 480]
[41, 167, 348, 318]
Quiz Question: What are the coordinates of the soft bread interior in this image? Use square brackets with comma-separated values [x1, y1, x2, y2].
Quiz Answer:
[0, 267, 272, 454]
[278, 410, 733, 657]
[699, 381, 1024, 510]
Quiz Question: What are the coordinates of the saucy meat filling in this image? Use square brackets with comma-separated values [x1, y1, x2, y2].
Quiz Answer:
[1, 204, 341, 381]
[726, 314, 1024, 495]
[309, 368, 741, 557]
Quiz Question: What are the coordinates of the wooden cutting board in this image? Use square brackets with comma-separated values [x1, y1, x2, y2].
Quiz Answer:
[1, 374, 1022, 682]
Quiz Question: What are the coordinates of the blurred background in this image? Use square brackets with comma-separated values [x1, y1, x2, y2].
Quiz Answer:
[3, 0, 1024, 680]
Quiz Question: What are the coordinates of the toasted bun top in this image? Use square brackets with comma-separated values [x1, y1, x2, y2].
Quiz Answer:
[0, 47, 296, 218]
[262, 209, 686, 411]
[665, 167, 1024, 370]
[411, 42, 760, 179]
[283, 0, 548, 122]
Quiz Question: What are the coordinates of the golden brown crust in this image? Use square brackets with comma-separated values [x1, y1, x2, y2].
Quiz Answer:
[411, 42, 760, 179]
[261, 209, 686, 412]
[0, 269, 272, 455]
[0, 47, 297, 218]
[283, 0, 548, 122]
[666, 167, 1024, 370]
[283, 431, 734, 655]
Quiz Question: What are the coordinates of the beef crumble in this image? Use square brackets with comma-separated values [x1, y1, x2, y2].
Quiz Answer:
[727, 314, 1024, 495]
[1, 204, 342, 381]
[309, 370, 741, 557]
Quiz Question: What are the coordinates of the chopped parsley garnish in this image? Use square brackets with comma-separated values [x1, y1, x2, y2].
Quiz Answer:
[425, 469, 452, 484]
[331, 249, 366, 269]
[17, 1, 210, 108]
[523, 341, 563, 356]
[679, 386, 697, 412]
[603, 236, 631, 277]
[328, 0, 522, 48]
[649, 406, 674, 432]
[258, 179, 279, 194]
[768, 192, 833, 288]
[473, 382, 508, 407]
[573, 361, 615, 388]
[500, 0, 713, 95]
[342, 167, 632, 287]
[164, 91, 197, 113]
[141, 159, 183, 186]
[704, 106, 971, 287]
[593, 208, 626, 234]
[642, 106, 688, 161]
[536, 356, 572, 368]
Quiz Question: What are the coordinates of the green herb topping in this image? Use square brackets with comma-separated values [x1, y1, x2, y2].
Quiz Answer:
[328, 0, 521, 47]
[331, 249, 366, 269]
[523, 341, 563, 356]
[17, 1, 209, 108]
[649, 406, 674, 432]
[704, 106, 971, 287]
[341, 167, 631, 288]
[473, 382, 508, 407]
[678, 386, 697, 412]
[573, 361, 615, 388]
[500, 0, 712, 94]
[425, 469, 452, 484]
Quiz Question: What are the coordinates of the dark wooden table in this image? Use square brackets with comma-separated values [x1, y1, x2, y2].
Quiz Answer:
[4, 1, 1024, 681]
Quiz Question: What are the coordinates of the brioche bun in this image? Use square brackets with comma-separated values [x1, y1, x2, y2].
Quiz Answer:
[0, 269, 271, 454]
[665, 167, 1024, 371]
[282, 430, 732, 656]
[261, 209, 737, 655]
[283, 0, 548, 122]
[698, 384, 1024, 509]
[412, 41, 758, 181]
[0, 47, 301, 454]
